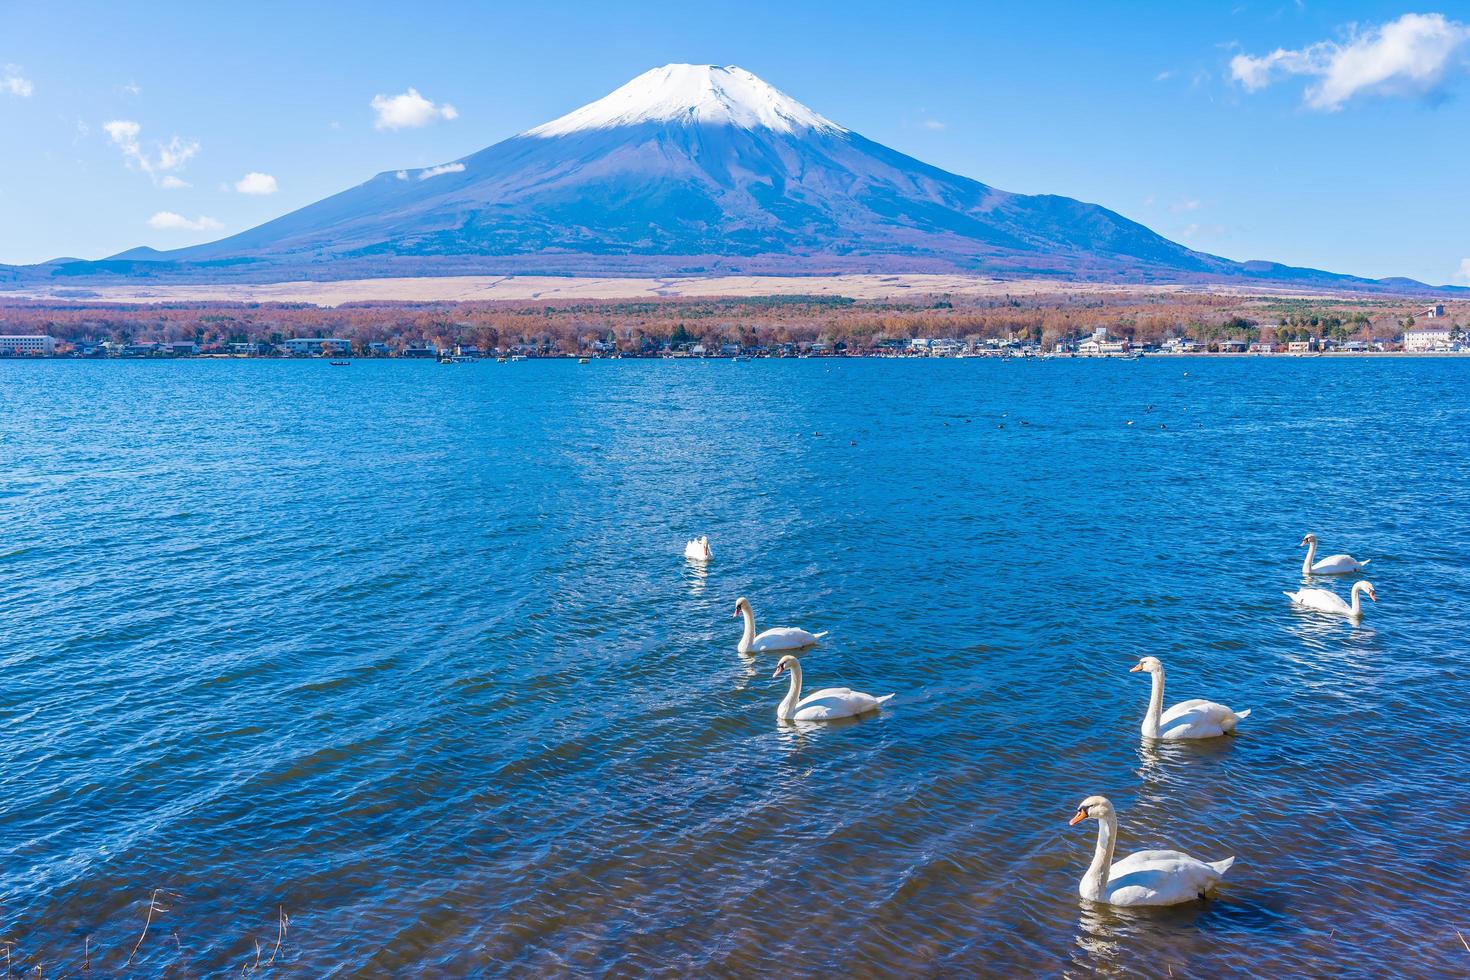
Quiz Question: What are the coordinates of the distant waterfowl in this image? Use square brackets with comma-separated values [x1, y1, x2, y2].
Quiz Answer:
[772, 654, 893, 721]
[1285, 580, 1376, 619]
[684, 536, 711, 562]
[734, 597, 826, 655]
[1131, 656, 1250, 740]
[1300, 533, 1369, 576]
[1068, 796, 1235, 907]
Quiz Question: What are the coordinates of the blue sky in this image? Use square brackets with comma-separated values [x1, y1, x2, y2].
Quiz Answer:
[2, 1, 1467, 284]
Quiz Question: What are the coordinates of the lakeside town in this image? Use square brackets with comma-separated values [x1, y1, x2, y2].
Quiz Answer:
[1, 296, 1466, 360]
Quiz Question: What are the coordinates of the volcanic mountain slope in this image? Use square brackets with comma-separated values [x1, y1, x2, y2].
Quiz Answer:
[12, 64, 1447, 289]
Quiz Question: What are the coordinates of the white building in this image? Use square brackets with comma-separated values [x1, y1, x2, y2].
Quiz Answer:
[1079, 327, 1131, 356]
[280, 337, 351, 356]
[1417, 304, 1445, 319]
[0, 335, 57, 356]
[1403, 326, 1452, 351]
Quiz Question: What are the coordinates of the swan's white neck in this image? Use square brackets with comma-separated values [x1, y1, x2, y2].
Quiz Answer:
[1350, 581, 1368, 617]
[1142, 668, 1165, 739]
[777, 661, 803, 720]
[1082, 811, 1117, 901]
[1302, 538, 1316, 576]
[738, 604, 756, 653]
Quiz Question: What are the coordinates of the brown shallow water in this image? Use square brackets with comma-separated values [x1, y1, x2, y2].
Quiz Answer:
[0, 356, 1467, 975]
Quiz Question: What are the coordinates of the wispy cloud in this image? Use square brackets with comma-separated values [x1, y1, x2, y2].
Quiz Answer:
[104, 119, 200, 184]
[920, 119, 946, 130]
[158, 175, 190, 189]
[417, 162, 465, 180]
[234, 171, 278, 195]
[1171, 199, 1202, 213]
[1154, 70, 1176, 82]
[1230, 12, 1470, 110]
[1456, 258, 1470, 284]
[1178, 222, 1228, 241]
[370, 87, 458, 129]
[148, 211, 222, 232]
[119, 80, 142, 97]
[2, 64, 32, 97]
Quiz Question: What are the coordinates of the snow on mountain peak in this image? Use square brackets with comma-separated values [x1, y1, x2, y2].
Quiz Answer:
[524, 64, 845, 138]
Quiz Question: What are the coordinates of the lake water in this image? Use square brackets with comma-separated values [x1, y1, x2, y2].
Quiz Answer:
[1, 356, 1467, 976]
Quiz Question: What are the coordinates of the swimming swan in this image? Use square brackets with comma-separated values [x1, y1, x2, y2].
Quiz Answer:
[734, 597, 826, 655]
[772, 655, 893, 722]
[1068, 796, 1235, 907]
[684, 536, 712, 562]
[1300, 533, 1369, 575]
[1131, 656, 1250, 740]
[1285, 580, 1376, 620]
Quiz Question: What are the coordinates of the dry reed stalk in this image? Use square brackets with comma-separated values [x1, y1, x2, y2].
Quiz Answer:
[126, 889, 173, 968]
[1457, 928, 1469, 953]
[266, 908, 288, 966]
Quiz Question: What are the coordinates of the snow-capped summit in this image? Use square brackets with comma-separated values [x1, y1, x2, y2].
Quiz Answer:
[524, 63, 845, 137]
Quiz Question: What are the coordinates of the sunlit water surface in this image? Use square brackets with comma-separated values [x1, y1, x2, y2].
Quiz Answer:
[1, 357, 1467, 976]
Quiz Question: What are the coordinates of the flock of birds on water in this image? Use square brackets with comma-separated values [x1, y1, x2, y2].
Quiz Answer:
[683, 531, 1377, 908]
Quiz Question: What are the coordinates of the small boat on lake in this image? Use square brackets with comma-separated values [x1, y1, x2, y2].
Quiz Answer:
[330, 360, 351, 366]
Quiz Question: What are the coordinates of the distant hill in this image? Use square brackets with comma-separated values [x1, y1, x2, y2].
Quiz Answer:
[8, 64, 1462, 293]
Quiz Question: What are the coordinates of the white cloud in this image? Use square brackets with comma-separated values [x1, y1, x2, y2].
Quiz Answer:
[1178, 222, 1228, 241]
[1154, 70, 1176, 82]
[158, 175, 191, 189]
[1171, 199, 1202, 213]
[395, 170, 409, 180]
[2, 64, 32, 97]
[148, 211, 222, 232]
[1456, 258, 1470, 284]
[119, 81, 142, 96]
[370, 87, 458, 129]
[234, 171, 278, 195]
[921, 119, 946, 130]
[1230, 12, 1470, 110]
[104, 119, 200, 184]
[417, 162, 465, 180]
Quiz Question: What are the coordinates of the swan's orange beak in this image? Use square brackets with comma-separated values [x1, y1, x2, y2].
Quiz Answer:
[1069, 810, 1088, 826]
[1129, 663, 1144, 672]
[771, 666, 785, 678]
[1369, 590, 1377, 602]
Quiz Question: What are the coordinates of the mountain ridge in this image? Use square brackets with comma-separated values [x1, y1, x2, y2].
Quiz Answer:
[5, 64, 1462, 293]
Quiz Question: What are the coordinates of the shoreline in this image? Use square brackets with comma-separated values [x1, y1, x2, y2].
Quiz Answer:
[3, 351, 1467, 362]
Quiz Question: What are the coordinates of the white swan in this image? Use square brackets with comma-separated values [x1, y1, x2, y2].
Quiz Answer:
[772, 655, 893, 722]
[1131, 656, 1250, 740]
[734, 597, 826, 655]
[1300, 533, 1369, 575]
[684, 536, 711, 562]
[1285, 580, 1376, 619]
[1068, 796, 1235, 907]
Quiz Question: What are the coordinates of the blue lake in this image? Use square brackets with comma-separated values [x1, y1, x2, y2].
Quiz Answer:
[1, 356, 1467, 975]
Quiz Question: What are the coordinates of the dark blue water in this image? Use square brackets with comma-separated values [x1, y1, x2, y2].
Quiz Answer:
[1, 357, 1467, 976]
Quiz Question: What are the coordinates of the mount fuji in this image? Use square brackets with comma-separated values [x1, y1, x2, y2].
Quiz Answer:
[13, 64, 1442, 289]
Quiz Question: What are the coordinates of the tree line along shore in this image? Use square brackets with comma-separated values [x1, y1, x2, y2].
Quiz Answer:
[0, 292, 1465, 358]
